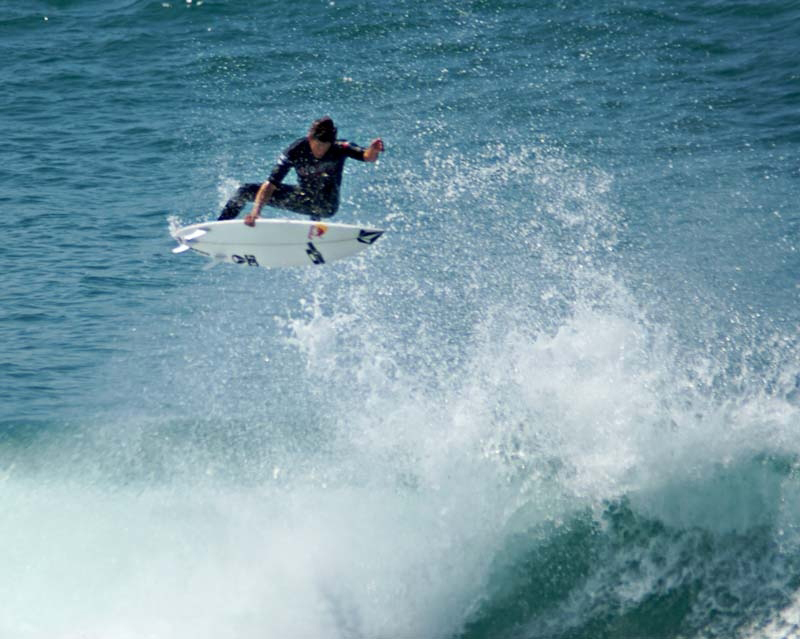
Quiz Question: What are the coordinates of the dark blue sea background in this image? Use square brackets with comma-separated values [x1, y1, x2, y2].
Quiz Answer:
[2, 1, 800, 637]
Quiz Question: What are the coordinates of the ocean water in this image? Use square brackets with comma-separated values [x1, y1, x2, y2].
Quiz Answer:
[2, 0, 800, 637]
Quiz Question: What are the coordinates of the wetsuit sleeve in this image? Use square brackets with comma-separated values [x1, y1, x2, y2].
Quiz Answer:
[268, 138, 306, 184]
[337, 141, 367, 161]
[268, 149, 293, 185]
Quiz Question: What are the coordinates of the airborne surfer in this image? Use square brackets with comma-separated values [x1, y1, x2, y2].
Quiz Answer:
[218, 116, 384, 225]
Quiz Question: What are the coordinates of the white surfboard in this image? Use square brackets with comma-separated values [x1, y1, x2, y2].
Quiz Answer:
[170, 219, 384, 268]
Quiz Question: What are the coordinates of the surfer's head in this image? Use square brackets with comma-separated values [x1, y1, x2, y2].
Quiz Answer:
[310, 116, 337, 143]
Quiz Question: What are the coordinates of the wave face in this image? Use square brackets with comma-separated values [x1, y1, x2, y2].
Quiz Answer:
[2, 1, 799, 637]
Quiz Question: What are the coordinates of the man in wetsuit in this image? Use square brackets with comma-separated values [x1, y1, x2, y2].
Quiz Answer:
[218, 116, 384, 225]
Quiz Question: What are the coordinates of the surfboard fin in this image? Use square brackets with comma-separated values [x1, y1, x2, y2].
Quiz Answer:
[183, 229, 208, 241]
[173, 228, 209, 255]
[202, 257, 223, 271]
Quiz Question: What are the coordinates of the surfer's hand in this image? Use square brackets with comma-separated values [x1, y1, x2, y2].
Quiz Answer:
[364, 138, 384, 162]
[244, 213, 258, 227]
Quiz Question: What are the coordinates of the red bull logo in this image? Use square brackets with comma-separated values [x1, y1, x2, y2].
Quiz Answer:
[308, 223, 328, 239]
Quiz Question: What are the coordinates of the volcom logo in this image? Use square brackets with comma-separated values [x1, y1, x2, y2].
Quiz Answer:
[357, 230, 383, 245]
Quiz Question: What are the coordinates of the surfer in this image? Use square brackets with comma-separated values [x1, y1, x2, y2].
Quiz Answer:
[218, 116, 384, 225]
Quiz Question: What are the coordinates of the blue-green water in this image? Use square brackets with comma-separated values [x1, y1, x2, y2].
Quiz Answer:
[2, 1, 800, 637]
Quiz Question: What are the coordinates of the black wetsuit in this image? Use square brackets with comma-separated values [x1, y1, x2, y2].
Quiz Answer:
[218, 137, 367, 221]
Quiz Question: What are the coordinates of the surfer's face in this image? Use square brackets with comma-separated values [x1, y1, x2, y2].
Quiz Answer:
[309, 137, 332, 159]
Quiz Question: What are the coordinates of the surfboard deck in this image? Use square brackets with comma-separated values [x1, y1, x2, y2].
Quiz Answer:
[170, 219, 384, 268]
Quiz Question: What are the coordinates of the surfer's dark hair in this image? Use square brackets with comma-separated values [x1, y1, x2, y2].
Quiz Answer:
[310, 116, 337, 143]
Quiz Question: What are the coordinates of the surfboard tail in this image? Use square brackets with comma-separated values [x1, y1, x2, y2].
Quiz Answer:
[182, 229, 208, 242]
[172, 228, 209, 255]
